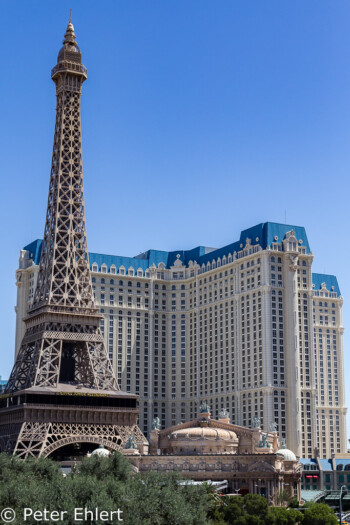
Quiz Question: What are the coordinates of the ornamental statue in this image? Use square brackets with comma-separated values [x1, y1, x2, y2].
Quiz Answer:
[258, 433, 271, 448]
[219, 408, 229, 418]
[125, 434, 137, 450]
[200, 401, 210, 414]
[152, 416, 161, 430]
[269, 421, 278, 432]
[252, 416, 261, 429]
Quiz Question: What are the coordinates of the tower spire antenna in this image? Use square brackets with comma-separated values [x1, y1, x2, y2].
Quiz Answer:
[63, 11, 77, 48]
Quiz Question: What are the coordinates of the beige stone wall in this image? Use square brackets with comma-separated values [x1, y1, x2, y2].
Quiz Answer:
[130, 453, 300, 501]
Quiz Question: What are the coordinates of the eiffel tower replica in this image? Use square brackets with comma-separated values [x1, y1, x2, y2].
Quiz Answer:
[0, 20, 146, 459]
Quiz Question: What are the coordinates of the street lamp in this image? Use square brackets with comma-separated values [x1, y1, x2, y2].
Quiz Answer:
[339, 485, 347, 525]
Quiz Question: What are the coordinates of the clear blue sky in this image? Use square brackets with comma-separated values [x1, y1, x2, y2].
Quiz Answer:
[1, 1, 349, 439]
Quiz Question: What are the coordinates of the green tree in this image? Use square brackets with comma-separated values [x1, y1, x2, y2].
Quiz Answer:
[302, 503, 338, 525]
[212, 494, 271, 525]
[269, 506, 303, 524]
[121, 471, 211, 525]
[275, 488, 290, 506]
[78, 450, 131, 481]
[288, 496, 300, 509]
[0, 453, 214, 525]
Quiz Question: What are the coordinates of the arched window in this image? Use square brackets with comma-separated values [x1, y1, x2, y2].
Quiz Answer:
[101, 278, 105, 284]
[286, 233, 297, 251]
[110, 279, 114, 285]
[92, 263, 98, 272]
[101, 264, 107, 273]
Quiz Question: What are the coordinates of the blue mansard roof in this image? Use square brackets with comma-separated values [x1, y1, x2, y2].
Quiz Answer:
[194, 222, 311, 266]
[299, 458, 319, 467]
[22, 222, 339, 296]
[319, 459, 333, 471]
[24, 222, 310, 271]
[335, 459, 350, 469]
[312, 273, 341, 296]
[24, 239, 42, 266]
[299, 458, 350, 471]
[88, 222, 311, 271]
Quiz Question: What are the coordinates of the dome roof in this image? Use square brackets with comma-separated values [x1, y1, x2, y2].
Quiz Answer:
[170, 426, 237, 441]
[91, 444, 111, 457]
[276, 448, 297, 461]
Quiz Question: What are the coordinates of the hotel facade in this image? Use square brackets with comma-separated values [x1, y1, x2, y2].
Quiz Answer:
[14, 221, 346, 458]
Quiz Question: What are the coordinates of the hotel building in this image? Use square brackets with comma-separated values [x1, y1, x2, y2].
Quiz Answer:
[14, 222, 346, 458]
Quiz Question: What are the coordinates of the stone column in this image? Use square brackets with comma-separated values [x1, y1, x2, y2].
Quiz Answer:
[149, 428, 160, 455]
[283, 248, 302, 456]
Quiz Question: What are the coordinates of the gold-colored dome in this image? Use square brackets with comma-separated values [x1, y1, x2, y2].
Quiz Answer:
[170, 426, 237, 441]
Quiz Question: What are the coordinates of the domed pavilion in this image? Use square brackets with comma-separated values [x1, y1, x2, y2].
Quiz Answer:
[129, 405, 301, 501]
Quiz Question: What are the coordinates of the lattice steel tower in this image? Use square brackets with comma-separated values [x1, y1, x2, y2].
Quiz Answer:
[0, 20, 146, 458]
